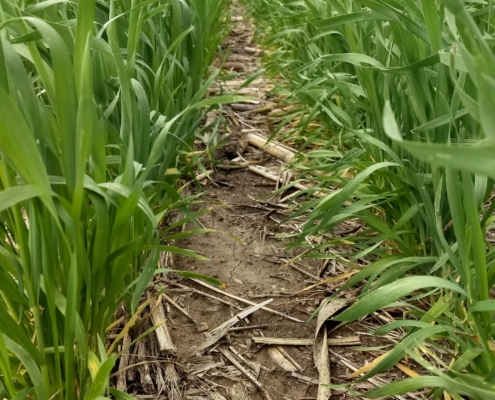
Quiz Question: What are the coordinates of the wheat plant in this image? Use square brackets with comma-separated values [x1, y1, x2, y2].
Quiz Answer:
[244, 0, 495, 397]
[0, 0, 231, 398]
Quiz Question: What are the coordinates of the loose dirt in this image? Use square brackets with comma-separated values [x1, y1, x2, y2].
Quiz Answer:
[161, 3, 367, 399]
[171, 169, 320, 400]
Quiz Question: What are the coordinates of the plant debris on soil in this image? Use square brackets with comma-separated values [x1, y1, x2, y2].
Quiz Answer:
[110, 3, 423, 400]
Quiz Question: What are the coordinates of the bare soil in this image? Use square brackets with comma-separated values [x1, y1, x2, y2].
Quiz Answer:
[164, 160, 398, 399]
[171, 168, 320, 400]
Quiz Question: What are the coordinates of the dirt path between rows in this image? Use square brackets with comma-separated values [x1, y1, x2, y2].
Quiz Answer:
[170, 5, 323, 399]
[114, 3, 404, 400]
[165, 4, 371, 399]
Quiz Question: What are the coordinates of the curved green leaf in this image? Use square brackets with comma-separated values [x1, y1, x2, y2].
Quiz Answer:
[334, 277, 466, 322]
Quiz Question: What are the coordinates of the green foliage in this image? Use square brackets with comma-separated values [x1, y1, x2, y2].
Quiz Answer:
[0, 0, 229, 398]
[244, 0, 495, 397]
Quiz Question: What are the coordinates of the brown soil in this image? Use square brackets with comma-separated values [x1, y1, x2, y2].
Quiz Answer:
[165, 167, 384, 400]
[171, 170, 320, 400]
